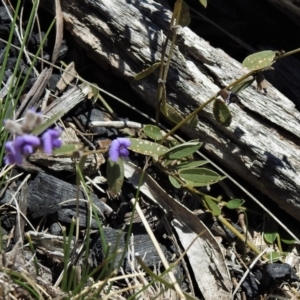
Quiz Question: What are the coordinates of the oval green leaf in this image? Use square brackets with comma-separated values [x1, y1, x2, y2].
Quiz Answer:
[106, 158, 124, 195]
[264, 218, 278, 244]
[204, 195, 221, 216]
[279, 227, 297, 245]
[199, 0, 207, 8]
[162, 104, 198, 128]
[175, 160, 208, 169]
[226, 199, 245, 209]
[52, 144, 82, 155]
[134, 62, 161, 80]
[269, 251, 281, 262]
[161, 141, 202, 160]
[129, 138, 168, 156]
[168, 175, 181, 188]
[143, 125, 163, 141]
[179, 168, 225, 186]
[213, 98, 232, 127]
[231, 76, 255, 94]
[179, 1, 191, 27]
[242, 50, 275, 71]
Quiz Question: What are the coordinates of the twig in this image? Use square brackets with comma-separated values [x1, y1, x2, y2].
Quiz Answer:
[231, 247, 269, 299]
[90, 120, 143, 129]
[131, 198, 186, 300]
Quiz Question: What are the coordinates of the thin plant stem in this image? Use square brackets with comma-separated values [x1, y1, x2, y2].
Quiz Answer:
[275, 48, 300, 60]
[132, 198, 186, 300]
[162, 69, 256, 141]
[156, 0, 183, 123]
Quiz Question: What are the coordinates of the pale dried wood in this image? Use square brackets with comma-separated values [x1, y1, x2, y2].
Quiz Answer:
[42, 82, 91, 117]
[40, 0, 300, 220]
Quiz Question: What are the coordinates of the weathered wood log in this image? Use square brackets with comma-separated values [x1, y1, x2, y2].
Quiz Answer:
[40, 0, 300, 220]
[89, 228, 173, 272]
[0, 173, 112, 227]
[28, 173, 112, 226]
[26, 227, 172, 273]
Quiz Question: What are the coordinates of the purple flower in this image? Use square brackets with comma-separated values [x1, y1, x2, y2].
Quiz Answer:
[41, 128, 62, 154]
[4, 134, 41, 165]
[5, 141, 21, 165]
[109, 138, 131, 162]
[3, 109, 63, 165]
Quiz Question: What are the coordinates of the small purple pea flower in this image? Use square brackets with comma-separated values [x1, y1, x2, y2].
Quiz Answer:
[3, 109, 63, 165]
[5, 134, 41, 165]
[109, 138, 131, 162]
[5, 141, 20, 165]
[41, 127, 63, 154]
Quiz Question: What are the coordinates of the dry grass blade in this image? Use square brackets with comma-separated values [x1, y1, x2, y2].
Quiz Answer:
[124, 161, 232, 299]
[131, 198, 186, 300]
[52, 0, 63, 64]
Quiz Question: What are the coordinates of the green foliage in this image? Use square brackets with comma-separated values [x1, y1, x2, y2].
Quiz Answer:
[199, 0, 207, 8]
[161, 140, 202, 160]
[226, 199, 245, 209]
[134, 62, 161, 80]
[280, 226, 298, 245]
[213, 98, 232, 127]
[264, 218, 278, 244]
[175, 160, 208, 169]
[129, 138, 168, 156]
[168, 175, 181, 188]
[106, 158, 125, 195]
[52, 144, 82, 155]
[268, 251, 281, 262]
[242, 50, 275, 71]
[178, 1, 191, 27]
[161, 103, 199, 128]
[143, 124, 163, 141]
[204, 195, 221, 216]
[231, 76, 255, 94]
[178, 168, 225, 187]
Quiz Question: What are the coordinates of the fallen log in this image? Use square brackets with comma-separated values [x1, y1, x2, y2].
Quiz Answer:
[40, 0, 300, 220]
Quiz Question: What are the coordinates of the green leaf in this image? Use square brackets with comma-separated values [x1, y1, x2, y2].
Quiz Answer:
[106, 158, 124, 195]
[179, 1, 191, 27]
[175, 160, 208, 169]
[161, 141, 202, 160]
[204, 195, 221, 216]
[213, 98, 232, 127]
[129, 138, 168, 156]
[31, 110, 65, 136]
[242, 50, 275, 71]
[143, 125, 162, 141]
[279, 227, 297, 245]
[88, 83, 100, 102]
[134, 62, 161, 80]
[231, 76, 255, 94]
[162, 104, 198, 128]
[52, 144, 82, 155]
[226, 199, 245, 209]
[264, 218, 278, 244]
[269, 251, 281, 262]
[179, 168, 225, 186]
[199, 0, 207, 8]
[162, 104, 182, 123]
[168, 175, 181, 188]
[187, 113, 199, 128]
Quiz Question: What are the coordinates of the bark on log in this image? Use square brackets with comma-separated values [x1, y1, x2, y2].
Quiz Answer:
[41, 0, 300, 219]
